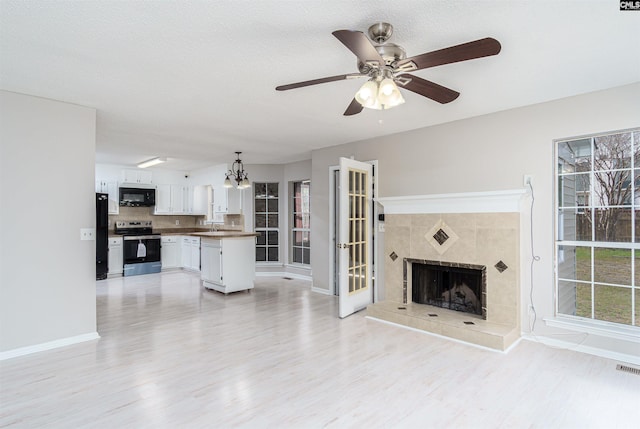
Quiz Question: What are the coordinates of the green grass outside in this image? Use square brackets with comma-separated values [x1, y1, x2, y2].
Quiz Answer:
[572, 247, 638, 325]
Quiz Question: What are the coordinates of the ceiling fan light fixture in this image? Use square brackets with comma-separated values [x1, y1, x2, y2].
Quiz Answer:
[355, 76, 404, 110]
[355, 79, 379, 108]
[377, 78, 405, 109]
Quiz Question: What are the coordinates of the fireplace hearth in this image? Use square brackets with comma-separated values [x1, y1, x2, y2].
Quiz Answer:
[410, 260, 486, 318]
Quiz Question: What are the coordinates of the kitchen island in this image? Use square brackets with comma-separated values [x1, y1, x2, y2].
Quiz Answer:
[190, 231, 259, 294]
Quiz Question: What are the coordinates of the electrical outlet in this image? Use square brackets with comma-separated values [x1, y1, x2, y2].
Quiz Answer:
[523, 175, 533, 186]
[80, 228, 95, 241]
[175, 220, 180, 225]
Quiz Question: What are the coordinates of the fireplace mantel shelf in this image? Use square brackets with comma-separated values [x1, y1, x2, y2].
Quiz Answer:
[377, 188, 528, 214]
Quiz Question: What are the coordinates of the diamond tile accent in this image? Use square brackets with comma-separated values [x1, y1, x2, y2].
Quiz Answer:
[495, 260, 508, 273]
[425, 220, 459, 255]
[433, 228, 449, 246]
[389, 251, 398, 261]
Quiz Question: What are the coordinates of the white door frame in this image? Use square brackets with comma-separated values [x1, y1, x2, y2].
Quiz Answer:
[328, 160, 379, 299]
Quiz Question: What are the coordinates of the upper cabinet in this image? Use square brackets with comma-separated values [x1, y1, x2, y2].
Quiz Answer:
[191, 185, 208, 215]
[214, 186, 241, 214]
[154, 185, 208, 215]
[214, 187, 228, 213]
[154, 184, 184, 214]
[122, 169, 153, 185]
[227, 187, 241, 214]
[154, 184, 173, 214]
[95, 180, 119, 214]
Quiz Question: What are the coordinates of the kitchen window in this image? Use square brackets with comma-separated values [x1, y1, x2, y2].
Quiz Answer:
[291, 180, 310, 265]
[555, 128, 640, 328]
[254, 182, 279, 262]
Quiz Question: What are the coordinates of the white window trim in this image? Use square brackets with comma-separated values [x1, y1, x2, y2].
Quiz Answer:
[554, 127, 640, 330]
[254, 182, 280, 263]
[291, 180, 310, 266]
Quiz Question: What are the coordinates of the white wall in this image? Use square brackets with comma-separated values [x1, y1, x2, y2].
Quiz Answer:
[310, 83, 640, 357]
[187, 163, 228, 187]
[0, 91, 97, 354]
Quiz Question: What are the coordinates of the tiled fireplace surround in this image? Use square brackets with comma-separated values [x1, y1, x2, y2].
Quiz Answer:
[368, 190, 527, 351]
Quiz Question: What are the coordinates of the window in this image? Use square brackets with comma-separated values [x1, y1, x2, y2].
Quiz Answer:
[254, 183, 279, 262]
[206, 185, 214, 222]
[291, 180, 310, 265]
[556, 129, 640, 327]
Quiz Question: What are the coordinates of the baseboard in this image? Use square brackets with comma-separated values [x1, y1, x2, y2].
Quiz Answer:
[255, 271, 313, 281]
[0, 332, 100, 361]
[521, 334, 640, 366]
[311, 286, 333, 295]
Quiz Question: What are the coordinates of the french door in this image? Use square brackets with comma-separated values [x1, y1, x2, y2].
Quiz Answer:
[338, 157, 373, 318]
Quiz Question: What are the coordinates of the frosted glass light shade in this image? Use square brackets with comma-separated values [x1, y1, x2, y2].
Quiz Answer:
[355, 80, 381, 109]
[377, 78, 405, 109]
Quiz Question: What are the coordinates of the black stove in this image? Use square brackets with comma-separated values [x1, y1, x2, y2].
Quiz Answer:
[114, 220, 157, 236]
[115, 221, 161, 276]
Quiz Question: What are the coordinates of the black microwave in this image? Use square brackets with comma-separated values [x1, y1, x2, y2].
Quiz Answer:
[119, 187, 156, 207]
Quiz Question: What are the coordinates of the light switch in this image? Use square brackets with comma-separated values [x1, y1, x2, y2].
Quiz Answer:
[80, 228, 95, 241]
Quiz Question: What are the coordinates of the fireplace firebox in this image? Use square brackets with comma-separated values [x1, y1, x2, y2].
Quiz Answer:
[408, 259, 486, 318]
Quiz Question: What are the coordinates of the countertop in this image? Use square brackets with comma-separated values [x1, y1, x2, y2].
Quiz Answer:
[189, 231, 259, 239]
[108, 227, 251, 238]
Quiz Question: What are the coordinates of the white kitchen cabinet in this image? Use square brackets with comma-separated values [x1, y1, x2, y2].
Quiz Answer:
[181, 236, 191, 268]
[190, 237, 200, 270]
[181, 236, 200, 271]
[122, 169, 153, 184]
[171, 185, 186, 214]
[108, 236, 123, 276]
[227, 187, 241, 214]
[213, 186, 228, 213]
[155, 184, 191, 215]
[154, 184, 172, 214]
[201, 240, 222, 285]
[161, 236, 180, 269]
[95, 180, 119, 214]
[201, 236, 255, 294]
[212, 186, 242, 222]
[188, 185, 208, 215]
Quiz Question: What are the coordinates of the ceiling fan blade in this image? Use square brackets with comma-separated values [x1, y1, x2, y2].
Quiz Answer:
[397, 38, 501, 71]
[398, 74, 460, 104]
[343, 98, 363, 116]
[332, 30, 384, 65]
[276, 74, 363, 91]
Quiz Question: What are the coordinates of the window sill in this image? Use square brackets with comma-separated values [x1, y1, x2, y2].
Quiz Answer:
[256, 262, 283, 267]
[544, 316, 640, 343]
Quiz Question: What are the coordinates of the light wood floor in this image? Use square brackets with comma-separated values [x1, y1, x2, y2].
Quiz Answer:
[1, 271, 639, 428]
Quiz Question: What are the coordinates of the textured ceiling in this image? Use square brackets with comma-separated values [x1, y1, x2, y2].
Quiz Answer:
[1, 1, 639, 171]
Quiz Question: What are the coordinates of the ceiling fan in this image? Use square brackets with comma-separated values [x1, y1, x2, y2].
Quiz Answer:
[275, 22, 501, 116]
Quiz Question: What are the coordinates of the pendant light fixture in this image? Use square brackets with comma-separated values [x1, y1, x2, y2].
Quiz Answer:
[224, 152, 250, 189]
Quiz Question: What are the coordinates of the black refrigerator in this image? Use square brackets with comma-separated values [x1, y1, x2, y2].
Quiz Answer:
[96, 193, 109, 280]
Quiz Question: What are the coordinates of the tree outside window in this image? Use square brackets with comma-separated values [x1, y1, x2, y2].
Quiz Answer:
[556, 129, 640, 327]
